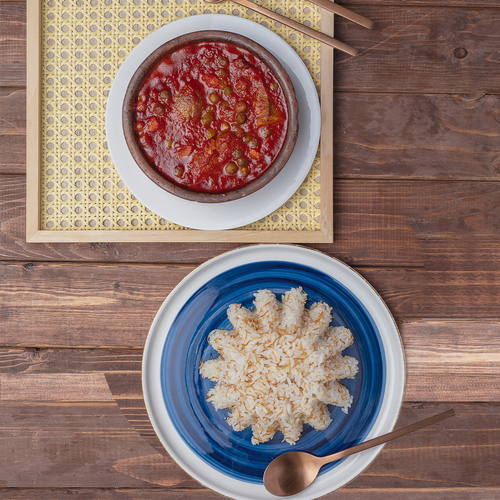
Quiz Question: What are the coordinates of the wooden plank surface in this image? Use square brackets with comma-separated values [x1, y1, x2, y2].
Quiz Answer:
[4, 91, 500, 180]
[2, 316, 499, 402]
[0, 373, 115, 401]
[0, 90, 25, 174]
[1, 488, 500, 500]
[4, 261, 500, 345]
[334, 6, 500, 94]
[0, 1, 25, 87]
[2, 0, 500, 498]
[0, 401, 497, 490]
[334, 93, 500, 181]
[1, 347, 499, 491]
[3, 3, 500, 94]
[345, 0, 498, 4]
[3, 175, 500, 265]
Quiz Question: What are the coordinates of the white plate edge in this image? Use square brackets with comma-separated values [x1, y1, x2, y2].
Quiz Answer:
[142, 244, 406, 500]
[105, 15, 321, 230]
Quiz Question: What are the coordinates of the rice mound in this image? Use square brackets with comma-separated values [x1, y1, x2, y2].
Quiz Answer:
[199, 287, 359, 445]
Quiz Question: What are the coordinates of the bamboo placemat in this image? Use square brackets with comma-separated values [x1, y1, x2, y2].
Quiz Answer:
[26, 0, 334, 242]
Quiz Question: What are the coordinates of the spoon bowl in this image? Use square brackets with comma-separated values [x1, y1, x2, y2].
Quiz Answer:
[263, 409, 455, 497]
[263, 451, 324, 497]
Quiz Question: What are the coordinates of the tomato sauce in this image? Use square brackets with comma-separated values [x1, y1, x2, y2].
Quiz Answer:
[133, 41, 288, 193]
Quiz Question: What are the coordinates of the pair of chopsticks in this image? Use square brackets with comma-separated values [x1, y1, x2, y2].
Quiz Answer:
[228, 0, 372, 56]
[310, 0, 373, 55]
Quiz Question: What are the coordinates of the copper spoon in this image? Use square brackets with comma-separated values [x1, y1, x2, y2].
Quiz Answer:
[204, 0, 361, 56]
[264, 409, 455, 496]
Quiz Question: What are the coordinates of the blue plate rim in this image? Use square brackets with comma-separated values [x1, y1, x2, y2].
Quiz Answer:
[160, 259, 387, 482]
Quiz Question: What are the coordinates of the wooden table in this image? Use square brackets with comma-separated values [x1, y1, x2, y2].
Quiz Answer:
[1, 0, 500, 498]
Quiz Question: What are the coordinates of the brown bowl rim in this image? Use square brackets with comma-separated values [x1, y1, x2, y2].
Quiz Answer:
[122, 30, 299, 203]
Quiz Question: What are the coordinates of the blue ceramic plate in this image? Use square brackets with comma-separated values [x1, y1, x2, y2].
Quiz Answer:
[143, 245, 405, 500]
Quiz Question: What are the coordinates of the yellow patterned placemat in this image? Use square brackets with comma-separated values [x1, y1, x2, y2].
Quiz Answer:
[40, 0, 322, 231]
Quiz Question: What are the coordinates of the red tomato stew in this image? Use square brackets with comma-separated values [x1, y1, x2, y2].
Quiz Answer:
[133, 41, 289, 193]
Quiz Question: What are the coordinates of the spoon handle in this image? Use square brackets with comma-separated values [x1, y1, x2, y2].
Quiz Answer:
[319, 409, 455, 466]
[228, 0, 359, 56]
[306, 0, 373, 29]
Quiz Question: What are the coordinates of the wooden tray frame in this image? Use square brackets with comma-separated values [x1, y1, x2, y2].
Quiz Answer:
[26, 0, 334, 243]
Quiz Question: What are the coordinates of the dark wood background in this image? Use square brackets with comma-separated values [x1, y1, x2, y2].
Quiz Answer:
[1, 0, 500, 498]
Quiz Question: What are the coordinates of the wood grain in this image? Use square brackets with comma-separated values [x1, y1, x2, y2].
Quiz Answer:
[4, 259, 500, 344]
[0, 401, 497, 489]
[359, 267, 500, 319]
[1, 322, 499, 403]
[3, 4, 500, 94]
[421, 237, 500, 271]
[25, 0, 40, 240]
[0, 347, 143, 374]
[0, 1, 25, 87]
[1, 0, 499, 497]
[0, 401, 197, 488]
[4, 91, 500, 180]
[344, 0, 499, 5]
[0, 346, 498, 491]
[334, 93, 500, 181]
[320, 8, 335, 241]
[403, 321, 500, 402]
[3, 175, 500, 265]
[0, 175, 239, 262]
[0, 260, 189, 347]
[1, 487, 500, 500]
[334, 6, 500, 94]
[0, 90, 25, 174]
[352, 404, 500, 489]
[0, 373, 114, 401]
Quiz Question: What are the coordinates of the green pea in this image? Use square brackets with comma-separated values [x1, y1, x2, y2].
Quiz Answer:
[239, 166, 249, 177]
[232, 149, 242, 159]
[206, 128, 216, 139]
[160, 90, 171, 100]
[173, 165, 184, 177]
[248, 139, 258, 149]
[237, 157, 248, 167]
[235, 101, 247, 113]
[270, 82, 279, 91]
[235, 113, 246, 125]
[209, 93, 219, 104]
[201, 112, 213, 125]
[225, 162, 238, 175]
[243, 134, 252, 144]
[223, 86, 232, 96]
[218, 57, 228, 67]
[153, 103, 165, 115]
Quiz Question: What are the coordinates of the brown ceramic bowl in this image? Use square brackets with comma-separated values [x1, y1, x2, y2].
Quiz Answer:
[122, 31, 298, 203]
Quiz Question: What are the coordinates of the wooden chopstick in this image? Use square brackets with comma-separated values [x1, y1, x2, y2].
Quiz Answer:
[230, 0, 360, 56]
[311, 0, 373, 29]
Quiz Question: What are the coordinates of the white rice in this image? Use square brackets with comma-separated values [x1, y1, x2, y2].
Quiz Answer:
[199, 287, 359, 445]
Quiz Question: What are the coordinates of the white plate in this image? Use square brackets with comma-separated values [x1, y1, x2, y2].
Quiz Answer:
[142, 244, 406, 500]
[106, 15, 321, 230]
